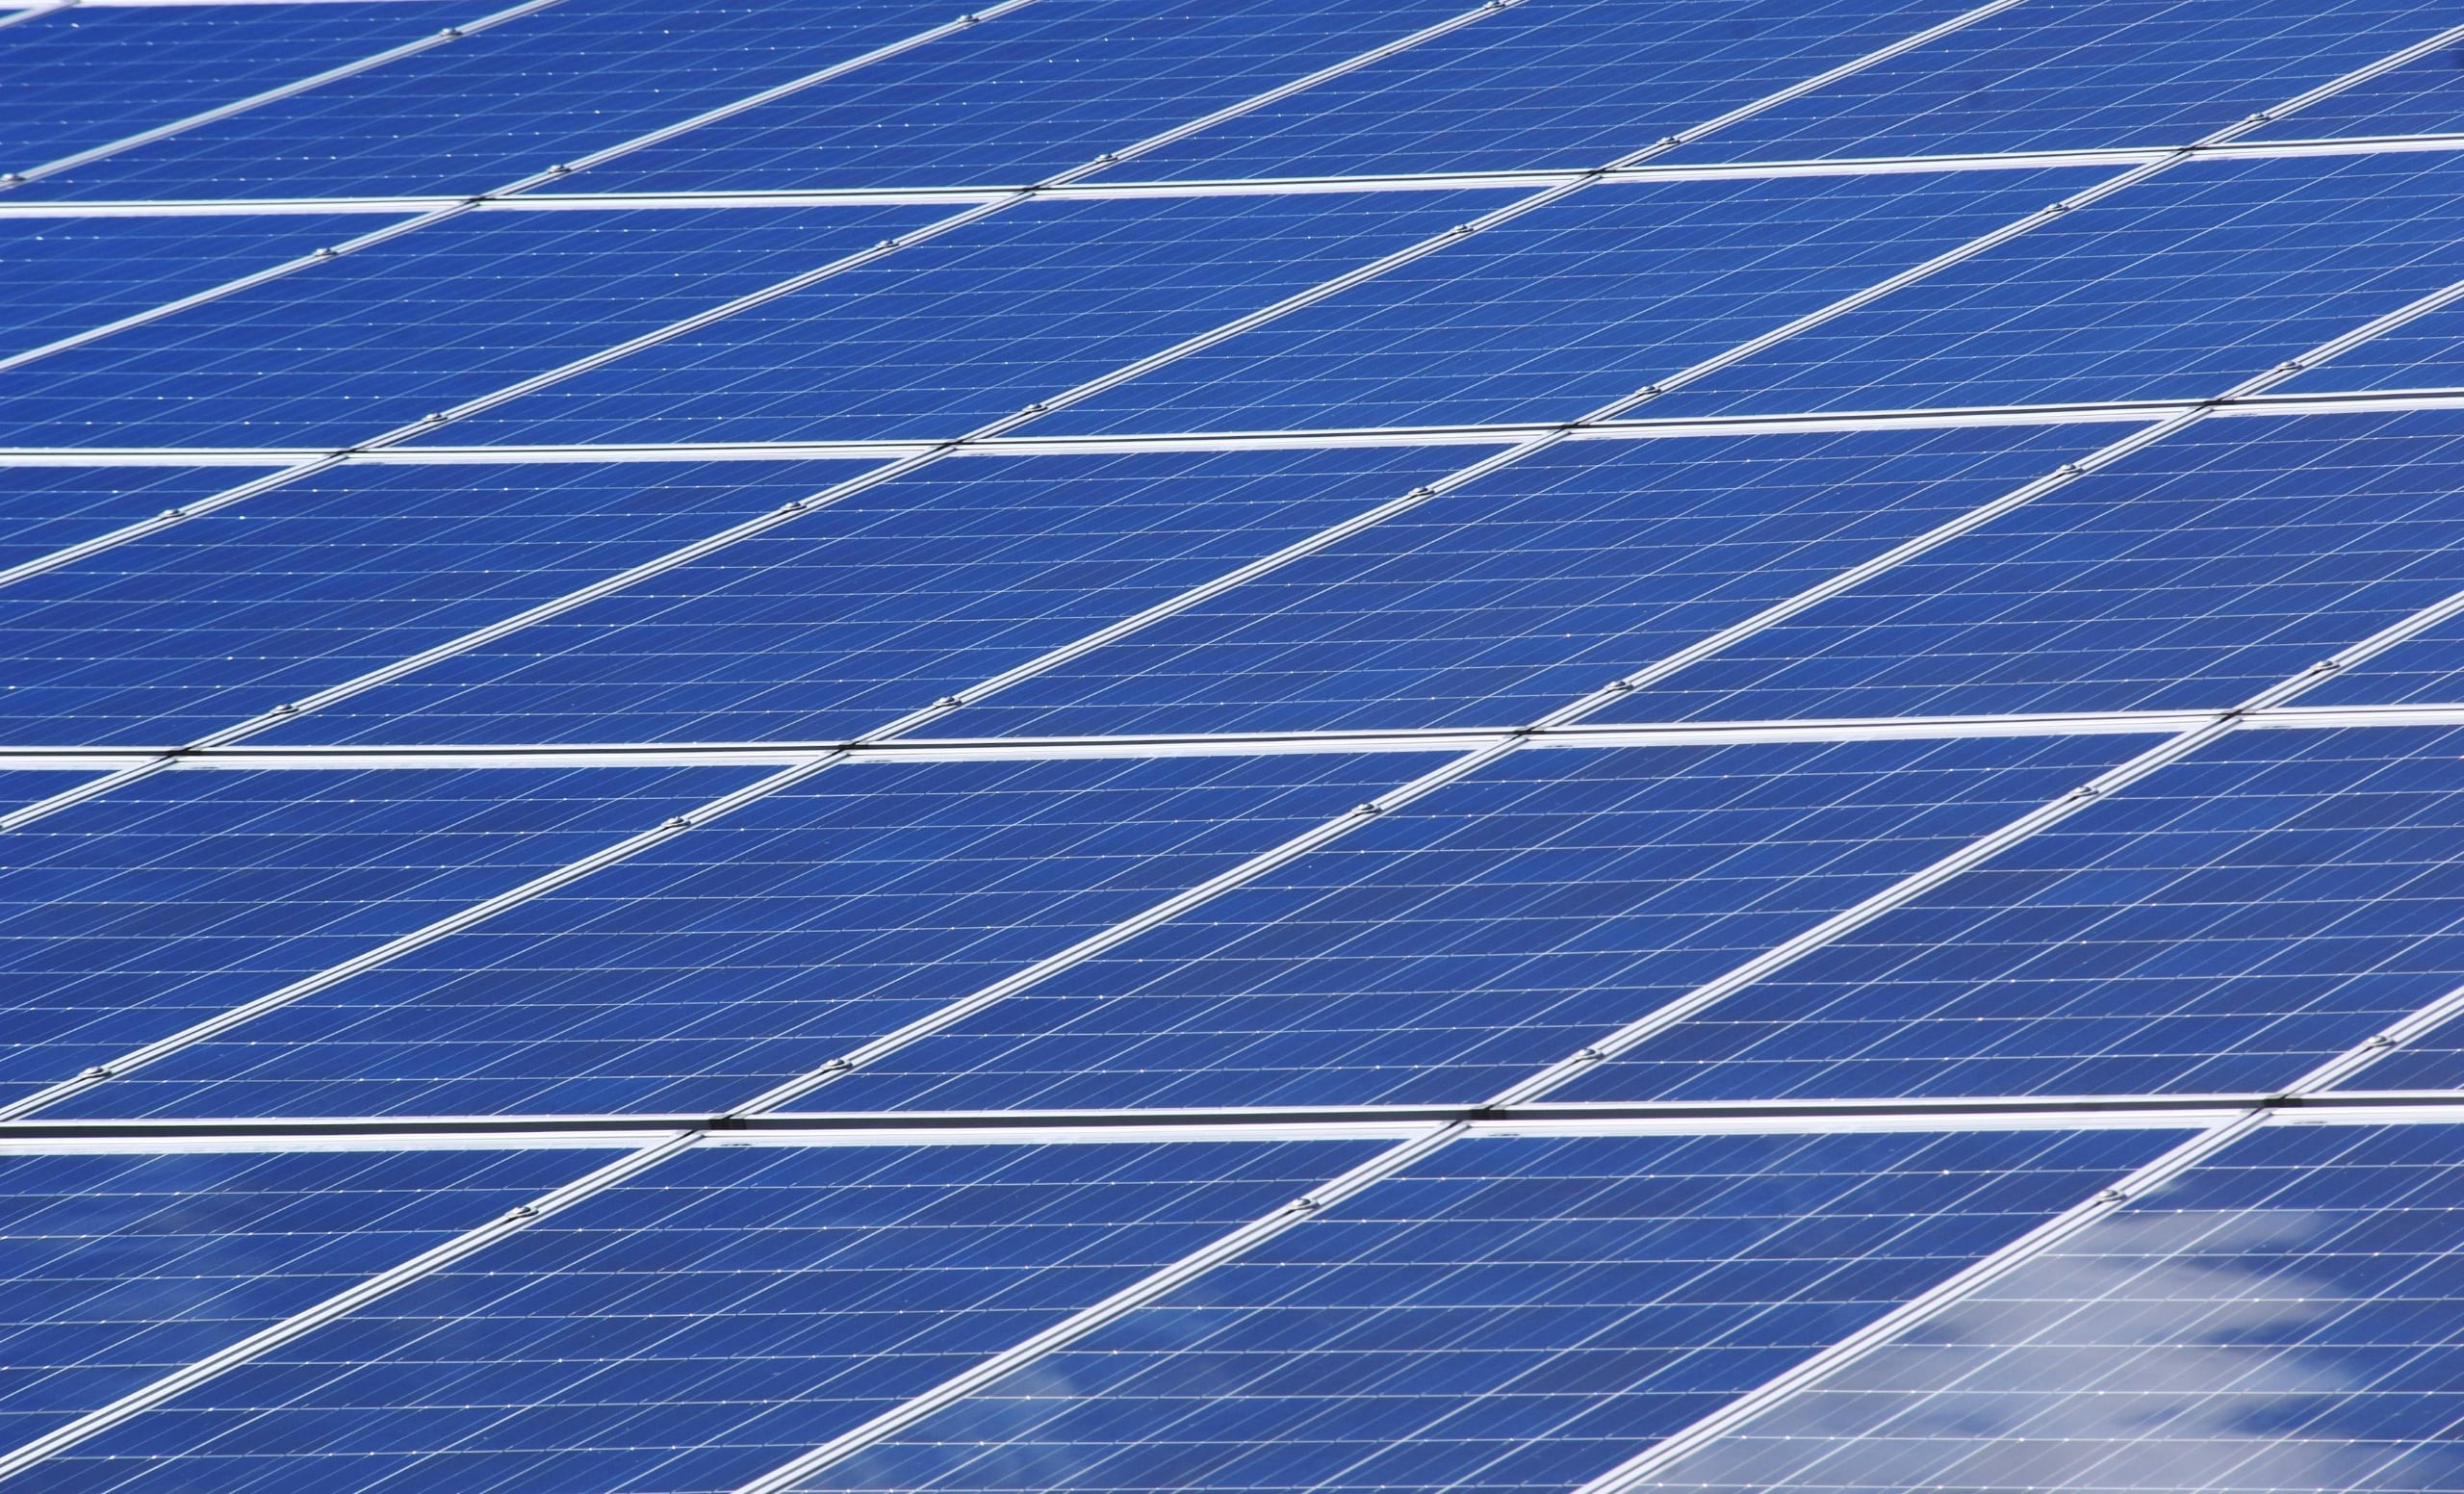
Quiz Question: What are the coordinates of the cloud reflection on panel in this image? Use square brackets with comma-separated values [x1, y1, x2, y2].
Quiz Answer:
[1636, 1204, 2464, 1494]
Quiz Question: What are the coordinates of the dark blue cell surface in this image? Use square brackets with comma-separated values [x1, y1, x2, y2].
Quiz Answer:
[1566, 726, 2464, 1104]
[258, 447, 1466, 748]
[0, 466, 248, 577]
[1585, 411, 2464, 724]
[60, 752, 1438, 1120]
[1665, 0, 2463, 164]
[428, 189, 1505, 448]
[1642, 152, 2464, 419]
[0, 458, 877, 747]
[0, 1145, 611, 1452]
[2303, 599, 2464, 708]
[0, 2, 459, 177]
[1037, 167, 2098, 436]
[9, 1137, 1383, 1494]
[1110, 0, 1971, 181]
[954, 425, 2107, 738]
[2249, 38, 2464, 142]
[0, 764, 754, 1108]
[802, 1126, 2180, 1494]
[814, 734, 2152, 1113]
[0, 205, 937, 450]
[21, 0, 961, 200]
[580, 0, 1474, 193]
[1629, 1120, 2464, 1494]
[0, 214, 395, 362]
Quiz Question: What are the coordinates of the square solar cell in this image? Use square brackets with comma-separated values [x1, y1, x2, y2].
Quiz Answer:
[0, 466, 249, 577]
[253, 446, 1467, 748]
[1660, 0, 2462, 163]
[0, 204, 940, 450]
[56, 751, 1438, 1120]
[0, 458, 878, 747]
[1582, 411, 2464, 724]
[425, 189, 1507, 448]
[808, 734, 2152, 1113]
[1561, 726, 2464, 1104]
[0, 1, 458, 177]
[1630, 1120, 2464, 1494]
[797, 1126, 2182, 1494]
[17, 0, 962, 200]
[0, 1144, 615, 1451]
[1637, 151, 2464, 419]
[1032, 167, 2100, 436]
[2, 1135, 1385, 1494]
[951, 425, 2107, 738]
[0, 764, 756, 1110]
[577, 0, 1476, 193]
[1100, 0, 1975, 181]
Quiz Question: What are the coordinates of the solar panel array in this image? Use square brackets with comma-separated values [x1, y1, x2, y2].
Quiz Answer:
[6, 0, 2464, 1489]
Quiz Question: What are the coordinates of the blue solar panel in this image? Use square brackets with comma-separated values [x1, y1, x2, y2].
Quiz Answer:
[798, 1127, 2180, 1494]
[1104, 0, 1975, 181]
[953, 426, 2107, 739]
[576, 0, 1475, 193]
[56, 752, 1439, 1120]
[2248, 39, 2464, 142]
[810, 734, 2152, 1113]
[1562, 725, 2464, 1104]
[2269, 286, 2464, 397]
[0, 205, 937, 449]
[1582, 411, 2464, 724]
[0, 765, 754, 1106]
[427, 190, 1507, 448]
[1, 1136, 1384, 1494]
[1661, 0, 2461, 163]
[1035, 168, 2100, 437]
[0, 1144, 613, 1450]
[1627, 1119, 2464, 1494]
[0, 458, 877, 747]
[0, 2, 456, 176]
[0, 467, 248, 576]
[251, 447, 1469, 748]
[1641, 151, 2464, 418]
[19, 0, 962, 200]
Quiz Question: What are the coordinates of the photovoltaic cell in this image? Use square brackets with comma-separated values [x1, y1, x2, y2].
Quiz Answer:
[251, 447, 1470, 749]
[950, 425, 2110, 739]
[1641, 151, 2464, 419]
[0, 1, 460, 176]
[17, 0, 963, 200]
[1585, 411, 2464, 725]
[798, 1127, 2182, 1494]
[3, 1137, 1385, 1494]
[0, 215, 401, 362]
[1095, 0, 1974, 182]
[57, 752, 1438, 1120]
[1561, 726, 2464, 1105]
[0, 458, 878, 747]
[0, 764, 755, 1107]
[2271, 282, 2464, 397]
[1632, 1120, 2464, 1494]
[1660, 0, 2462, 164]
[0, 466, 252, 576]
[0, 205, 938, 450]
[428, 190, 1507, 448]
[576, 0, 1476, 193]
[0, 1145, 615, 1450]
[1035, 168, 2100, 437]
[2248, 40, 2464, 142]
[811, 734, 2153, 1113]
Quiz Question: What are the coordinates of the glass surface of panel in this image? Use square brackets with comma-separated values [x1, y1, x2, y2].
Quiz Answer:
[0, 467, 248, 576]
[252, 448, 1467, 748]
[1563, 726, 2464, 1104]
[8, 1138, 1383, 1494]
[59, 753, 1437, 1120]
[0, 458, 877, 747]
[0, 1145, 612, 1450]
[1630, 1120, 2464, 1494]
[2248, 38, 2464, 142]
[811, 734, 2151, 1113]
[0, 764, 755, 1105]
[800, 1127, 2181, 1494]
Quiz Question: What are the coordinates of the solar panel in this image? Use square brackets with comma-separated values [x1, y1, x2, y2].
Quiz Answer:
[8, 1, 2464, 1490]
